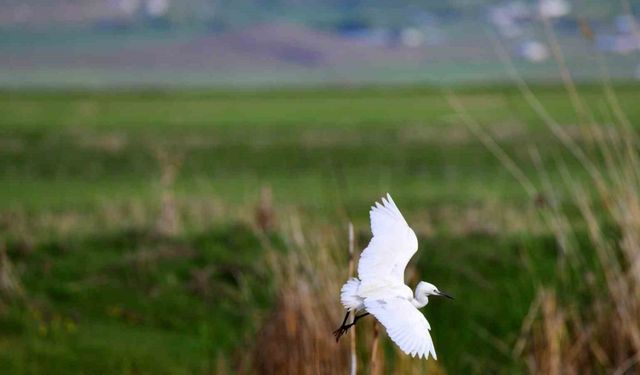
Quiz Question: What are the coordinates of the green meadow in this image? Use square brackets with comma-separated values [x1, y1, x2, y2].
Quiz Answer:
[0, 85, 638, 374]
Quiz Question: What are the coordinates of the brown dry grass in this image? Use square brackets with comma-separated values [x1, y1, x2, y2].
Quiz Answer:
[517, 12, 640, 371]
[443, 15, 640, 374]
[251, 215, 349, 375]
[518, 150, 640, 374]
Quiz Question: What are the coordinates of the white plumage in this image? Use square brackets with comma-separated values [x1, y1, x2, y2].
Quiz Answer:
[365, 297, 435, 360]
[358, 194, 418, 283]
[337, 193, 451, 360]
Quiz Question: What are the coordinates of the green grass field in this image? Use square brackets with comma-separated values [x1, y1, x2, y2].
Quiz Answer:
[1, 85, 638, 374]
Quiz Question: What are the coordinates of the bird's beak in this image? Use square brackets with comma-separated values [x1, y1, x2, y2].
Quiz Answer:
[437, 290, 454, 300]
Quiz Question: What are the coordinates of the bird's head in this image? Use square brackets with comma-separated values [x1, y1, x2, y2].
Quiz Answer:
[416, 281, 454, 300]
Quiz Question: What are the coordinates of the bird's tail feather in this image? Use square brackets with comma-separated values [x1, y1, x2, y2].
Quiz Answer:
[340, 278, 362, 311]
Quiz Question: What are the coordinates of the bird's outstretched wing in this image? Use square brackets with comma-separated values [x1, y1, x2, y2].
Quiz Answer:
[365, 297, 436, 359]
[357, 193, 418, 283]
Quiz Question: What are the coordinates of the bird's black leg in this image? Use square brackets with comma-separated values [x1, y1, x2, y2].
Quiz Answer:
[333, 312, 370, 342]
[353, 312, 370, 324]
[333, 311, 351, 342]
[339, 311, 350, 327]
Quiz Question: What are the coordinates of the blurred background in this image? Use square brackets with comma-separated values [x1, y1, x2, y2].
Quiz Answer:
[1, 1, 640, 374]
[1, 0, 640, 86]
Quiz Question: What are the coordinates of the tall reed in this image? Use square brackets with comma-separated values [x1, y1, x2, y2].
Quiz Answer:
[519, 138, 640, 374]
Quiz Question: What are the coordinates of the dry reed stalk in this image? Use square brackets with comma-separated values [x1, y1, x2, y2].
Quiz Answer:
[348, 222, 357, 375]
[255, 185, 276, 233]
[0, 242, 23, 300]
[370, 320, 380, 375]
[154, 148, 183, 237]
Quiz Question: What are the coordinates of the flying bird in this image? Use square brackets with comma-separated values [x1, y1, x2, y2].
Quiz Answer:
[334, 193, 452, 360]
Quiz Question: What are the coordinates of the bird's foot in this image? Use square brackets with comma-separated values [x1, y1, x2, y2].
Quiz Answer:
[333, 323, 353, 342]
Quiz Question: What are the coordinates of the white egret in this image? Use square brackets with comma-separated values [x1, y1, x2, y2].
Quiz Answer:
[334, 193, 452, 360]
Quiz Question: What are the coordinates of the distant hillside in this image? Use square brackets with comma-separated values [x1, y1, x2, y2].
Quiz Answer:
[0, 1, 638, 87]
[0, 0, 629, 29]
